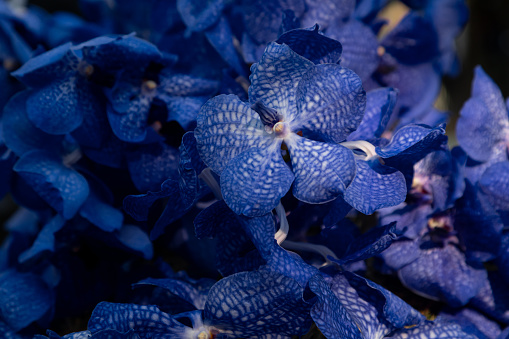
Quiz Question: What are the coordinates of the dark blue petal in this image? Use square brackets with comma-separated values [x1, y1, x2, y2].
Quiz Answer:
[326, 19, 379, 82]
[26, 77, 83, 135]
[204, 270, 312, 337]
[204, 16, 248, 77]
[332, 222, 399, 265]
[107, 97, 152, 143]
[13, 150, 89, 219]
[348, 87, 397, 141]
[18, 215, 66, 264]
[195, 94, 273, 174]
[80, 190, 123, 233]
[2, 90, 64, 156]
[0, 270, 53, 331]
[177, 0, 225, 32]
[276, 25, 343, 64]
[300, 0, 354, 29]
[380, 238, 421, 271]
[381, 11, 439, 65]
[134, 276, 215, 310]
[123, 179, 178, 222]
[470, 272, 509, 324]
[286, 134, 355, 203]
[88, 302, 186, 336]
[164, 96, 208, 130]
[194, 200, 265, 276]
[440, 308, 502, 339]
[293, 64, 366, 142]
[309, 274, 362, 339]
[456, 97, 508, 162]
[221, 145, 294, 217]
[386, 320, 477, 338]
[378, 61, 441, 126]
[159, 70, 219, 97]
[116, 225, 154, 260]
[399, 245, 487, 307]
[344, 158, 407, 215]
[376, 123, 448, 168]
[242, 0, 305, 45]
[264, 245, 318, 287]
[471, 66, 508, 123]
[79, 35, 162, 71]
[126, 143, 179, 192]
[248, 43, 314, 119]
[11, 42, 74, 87]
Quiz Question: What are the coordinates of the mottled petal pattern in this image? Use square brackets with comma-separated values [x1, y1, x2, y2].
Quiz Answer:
[248, 43, 314, 119]
[293, 64, 366, 142]
[195, 94, 272, 174]
[344, 158, 407, 215]
[286, 134, 355, 203]
[221, 145, 294, 216]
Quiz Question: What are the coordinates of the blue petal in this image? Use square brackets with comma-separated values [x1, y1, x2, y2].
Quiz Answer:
[332, 222, 399, 265]
[276, 25, 343, 64]
[440, 308, 502, 339]
[380, 11, 439, 65]
[300, 0, 354, 29]
[79, 35, 162, 71]
[159, 70, 219, 97]
[18, 215, 66, 264]
[107, 97, 152, 143]
[248, 43, 314, 120]
[11, 42, 73, 87]
[164, 96, 208, 130]
[470, 272, 509, 324]
[286, 134, 355, 203]
[204, 16, 248, 77]
[13, 150, 89, 219]
[25, 77, 84, 135]
[344, 158, 407, 215]
[80, 190, 123, 233]
[0, 270, 53, 331]
[116, 225, 154, 260]
[195, 94, 273, 174]
[348, 87, 397, 141]
[292, 64, 366, 143]
[2, 90, 64, 157]
[134, 276, 215, 310]
[176, 0, 225, 32]
[471, 66, 508, 123]
[242, 0, 305, 45]
[264, 245, 318, 287]
[380, 238, 421, 271]
[456, 97, 508, 162]
[308, 274, 362, 339]
[326, 19, 379, 82]
[126, 143, 180, 193]
[194, 200, 265, 276]
[123, 179, 178, 222]
[88, 302, 186, 336]
[376, 123, 448, 168]
[386, 319, 477, 338]
[399, 244, 487, 307]
[221, 145, 294, 217]
[204, 270, 312, 337]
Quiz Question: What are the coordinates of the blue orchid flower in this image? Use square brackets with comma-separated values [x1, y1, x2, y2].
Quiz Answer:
[195, 42, 365, 217]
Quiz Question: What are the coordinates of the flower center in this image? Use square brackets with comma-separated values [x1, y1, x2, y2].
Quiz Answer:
[273, 121, 290, 138]
[251, 101, 282, 128]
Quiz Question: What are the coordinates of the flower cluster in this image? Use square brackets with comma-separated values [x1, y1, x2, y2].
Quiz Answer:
[0, 0, 507, 338]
